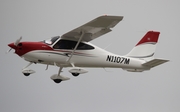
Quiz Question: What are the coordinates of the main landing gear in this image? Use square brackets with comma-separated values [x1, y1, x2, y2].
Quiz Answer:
[69, 67, 88, 77]
[50, 67, 70, 83]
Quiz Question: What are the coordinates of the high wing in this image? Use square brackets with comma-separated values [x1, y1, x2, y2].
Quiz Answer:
[61, 15, 123, 42]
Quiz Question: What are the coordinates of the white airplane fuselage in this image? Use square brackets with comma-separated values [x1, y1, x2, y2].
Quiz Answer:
[21, 41, 147, 71]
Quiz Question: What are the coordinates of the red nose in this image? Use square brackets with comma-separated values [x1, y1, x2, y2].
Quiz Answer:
[8, 43, 17, 49]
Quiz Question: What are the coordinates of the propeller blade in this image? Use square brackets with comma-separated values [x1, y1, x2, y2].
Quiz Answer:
[7, 36, 22, 54]
[6, 48, 12, 53]
[14, 36, 22, 46]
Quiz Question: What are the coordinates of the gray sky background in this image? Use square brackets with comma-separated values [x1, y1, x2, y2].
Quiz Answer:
[0, 0, 179, 112]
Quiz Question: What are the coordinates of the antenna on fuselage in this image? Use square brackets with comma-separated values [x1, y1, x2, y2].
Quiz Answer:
[103, 43, 112, 50]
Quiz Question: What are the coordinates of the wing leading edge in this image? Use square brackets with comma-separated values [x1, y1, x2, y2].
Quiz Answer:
[61, 15, 123, 42]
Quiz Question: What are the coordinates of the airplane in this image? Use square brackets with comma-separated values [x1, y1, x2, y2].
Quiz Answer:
[8, 15, 169, 83]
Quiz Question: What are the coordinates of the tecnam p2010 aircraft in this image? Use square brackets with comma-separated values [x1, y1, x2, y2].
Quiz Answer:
[8, 15, 169, 83]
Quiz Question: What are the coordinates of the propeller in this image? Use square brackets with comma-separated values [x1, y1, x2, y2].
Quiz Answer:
[7, 36, 22, 53]
[6, 48, 12, 53]
[14, 36, 22, 46]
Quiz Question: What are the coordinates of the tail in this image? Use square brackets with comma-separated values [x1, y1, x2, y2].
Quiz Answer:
[126, 31, 169, 68]
[126, 31, 159, 59]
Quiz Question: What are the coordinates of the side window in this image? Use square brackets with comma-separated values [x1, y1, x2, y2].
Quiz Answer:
[53, 39, 94, 50]
[78, 43, 94, 50]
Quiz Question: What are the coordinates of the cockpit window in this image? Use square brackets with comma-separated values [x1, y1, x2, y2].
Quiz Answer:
[53, 39, 94, 50]
[44, 36, 60, 45]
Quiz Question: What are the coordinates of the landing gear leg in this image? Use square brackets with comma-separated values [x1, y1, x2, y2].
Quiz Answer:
[23, 62, 33, 70]
[55, 67, 63, 83]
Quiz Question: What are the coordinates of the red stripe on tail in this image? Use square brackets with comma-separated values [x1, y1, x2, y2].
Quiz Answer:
[136, 31, 160, 46]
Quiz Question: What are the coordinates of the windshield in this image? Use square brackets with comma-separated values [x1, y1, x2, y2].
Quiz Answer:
[44, 36, 60, 45]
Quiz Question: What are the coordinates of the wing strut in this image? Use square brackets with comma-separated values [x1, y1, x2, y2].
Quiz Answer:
[66, 30, 85, 62]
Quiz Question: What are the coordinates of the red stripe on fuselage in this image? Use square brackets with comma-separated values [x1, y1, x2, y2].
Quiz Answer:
[9, 42, 53, 56]
[8, 41, 94, 57]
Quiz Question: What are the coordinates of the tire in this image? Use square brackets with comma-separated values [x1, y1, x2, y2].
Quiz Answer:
[53, 79, 62, 83]
[72, 73, 79, 77]
[23, 73, 30, 76]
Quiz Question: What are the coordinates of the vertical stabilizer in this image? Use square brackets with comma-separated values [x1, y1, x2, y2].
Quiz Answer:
[126, 31, 160, 59]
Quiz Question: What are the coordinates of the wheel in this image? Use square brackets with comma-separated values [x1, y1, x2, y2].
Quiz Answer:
[53, 79, 62, 83]
[72, 73, 79, 77]
[23, 73, 30, 76]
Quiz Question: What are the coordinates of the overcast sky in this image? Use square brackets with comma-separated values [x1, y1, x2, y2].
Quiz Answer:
[0, 0, 179, 112]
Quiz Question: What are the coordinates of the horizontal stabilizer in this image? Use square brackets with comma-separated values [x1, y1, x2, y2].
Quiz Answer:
[142, 59, 169, 68]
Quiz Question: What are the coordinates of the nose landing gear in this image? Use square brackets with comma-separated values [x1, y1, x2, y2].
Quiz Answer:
[22, 69, 35, 76]
[22, 62, 35, 76]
